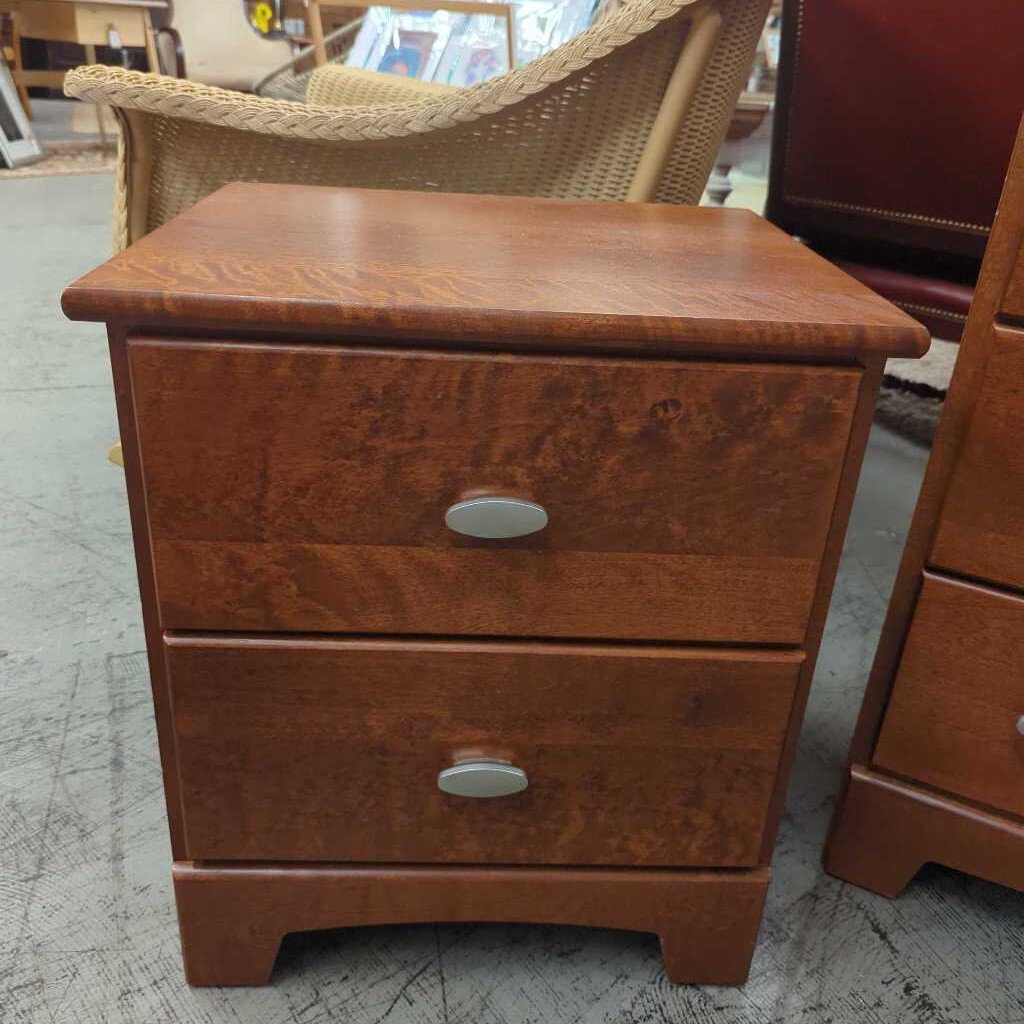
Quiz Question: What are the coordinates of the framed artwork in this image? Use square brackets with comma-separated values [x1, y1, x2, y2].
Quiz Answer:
[346, 0, 598, 87]
[0, 54, 42, 169]
[378, 30, 439, 78]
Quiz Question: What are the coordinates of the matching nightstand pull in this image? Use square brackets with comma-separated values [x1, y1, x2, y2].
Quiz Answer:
[1016, 716, 1024, 737]
[444, 497, 548, 539]
[437, 759, 529, 798]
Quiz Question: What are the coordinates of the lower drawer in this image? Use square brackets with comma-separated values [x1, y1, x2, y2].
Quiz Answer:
[873, 573, 1024, 818]
[166, 636, 801, 867]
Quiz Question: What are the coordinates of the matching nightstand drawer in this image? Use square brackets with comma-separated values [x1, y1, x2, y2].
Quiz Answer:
[930, 326, 1024, 591]
[873, 574, 1024, 818]
[130, 338, 860, 643]
[166, 635, 801, 867]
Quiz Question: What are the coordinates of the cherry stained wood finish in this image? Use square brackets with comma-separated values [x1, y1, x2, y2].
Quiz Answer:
[757, 357, 886, 863]
[129, 339, 861, 642]
[173, 862, 771, 987]
[166, 635, 802, 867]
[61, 182, 926, 985]
[825, 767, 1024, 899]
[105, 327, 187, 859]
[828, 119, 1024, 900]
[872, 574, 1024, 819]
[930, 326, 1024, 591]
[1000, 240, 1024, 318]
[845, 123, 1024, 772]
[62, 184, 928, 360]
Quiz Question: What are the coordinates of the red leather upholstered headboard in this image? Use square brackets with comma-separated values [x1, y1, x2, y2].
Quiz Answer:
[767, 0, 1024, 260]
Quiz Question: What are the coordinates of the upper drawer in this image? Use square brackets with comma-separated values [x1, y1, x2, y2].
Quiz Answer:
[931, 326, 1024, 590]
[129, 339, 861, 643]
[166, 635, 801, 867]
[873, 573, 1024, 818]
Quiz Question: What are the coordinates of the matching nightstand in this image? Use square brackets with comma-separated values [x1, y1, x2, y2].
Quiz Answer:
[62, 183, 926, 986]
[826, 119, 1024, 902]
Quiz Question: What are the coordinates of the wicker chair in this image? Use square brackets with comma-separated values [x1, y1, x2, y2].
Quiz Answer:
[65, 0, 769, 252]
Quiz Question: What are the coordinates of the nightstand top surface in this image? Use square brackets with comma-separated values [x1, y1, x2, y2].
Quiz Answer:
[63, 182, 928, 359]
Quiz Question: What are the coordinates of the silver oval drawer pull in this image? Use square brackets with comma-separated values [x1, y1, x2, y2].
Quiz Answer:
[437, 759, 529, 798]
[1016, 715, 1024, 737]
[444, 497, 548, 539]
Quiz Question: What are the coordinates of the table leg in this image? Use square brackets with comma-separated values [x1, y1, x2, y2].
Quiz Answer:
[82, 42, 109, 145]
[308, 0, 328, 65]
[143, 11, 161, 74]
[9, 12, 32, 118]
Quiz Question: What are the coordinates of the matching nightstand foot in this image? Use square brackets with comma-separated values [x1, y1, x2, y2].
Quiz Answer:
[659, 925, 761, 987]
[826, 765, 1024, 900]
[172, 861, 770, 987]
[173, 869, 283, 986]
[825, 767, 925, 898]
[180, 933, 282, 988]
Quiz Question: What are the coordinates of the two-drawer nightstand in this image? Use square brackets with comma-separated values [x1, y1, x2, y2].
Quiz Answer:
[62, 184, 927, 986]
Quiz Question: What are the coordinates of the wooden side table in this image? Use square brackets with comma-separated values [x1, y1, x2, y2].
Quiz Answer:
[62, 184, 926, 986]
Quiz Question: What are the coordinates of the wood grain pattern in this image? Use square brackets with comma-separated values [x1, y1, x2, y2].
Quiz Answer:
[930, 326, 1024, 591]
[825, 766, 1024, 898]
[59, 180, 929, 986]
[172, 861, 771, 986]
[130, 339, 860, 642]
[999, 239, 1024, 317]
[872, 574, 1024, 818]
[62, 184, 929, 359]
[757, 357, 887, 862]
[106, 327, 187, 859]
[166, 635, 801, 866]
[828, 118, 1024, 901]
[843, 117, 1024, 771]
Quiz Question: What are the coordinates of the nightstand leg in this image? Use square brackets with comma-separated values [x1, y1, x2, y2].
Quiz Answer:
[174, 867, 284, 986]
[658, 893, 765, 986]
[825, 766, 930, 898]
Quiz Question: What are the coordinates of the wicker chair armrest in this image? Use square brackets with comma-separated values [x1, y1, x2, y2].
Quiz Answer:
[64, 66, 463, 141]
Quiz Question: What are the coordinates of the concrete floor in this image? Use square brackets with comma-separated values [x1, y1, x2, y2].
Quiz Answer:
[21, 97, 107, 144]
[2, 173, 1022, 1024]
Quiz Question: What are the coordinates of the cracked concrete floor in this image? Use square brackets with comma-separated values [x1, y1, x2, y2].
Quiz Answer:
[2, 173, 1023, 1024]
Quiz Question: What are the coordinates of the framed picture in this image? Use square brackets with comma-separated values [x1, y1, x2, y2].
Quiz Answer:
[0, 53, 42, 169]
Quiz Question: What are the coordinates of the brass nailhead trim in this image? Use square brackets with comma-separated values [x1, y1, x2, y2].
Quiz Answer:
[895, 301, 968, 324]
[784, 194, 989, 235]
[779, 0, 990, 238]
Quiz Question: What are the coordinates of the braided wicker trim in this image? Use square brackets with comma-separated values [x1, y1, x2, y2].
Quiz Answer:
[64, 0, 704, 141]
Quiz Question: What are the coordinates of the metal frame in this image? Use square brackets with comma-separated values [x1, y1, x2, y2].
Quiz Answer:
[0, 50, 42, 167]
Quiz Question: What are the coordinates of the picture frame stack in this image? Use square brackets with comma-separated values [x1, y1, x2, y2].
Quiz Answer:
[0, 52, 43, 169]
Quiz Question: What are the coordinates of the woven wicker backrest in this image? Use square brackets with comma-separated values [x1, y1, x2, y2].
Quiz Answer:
[65, 0, 769, 244]
[304, 0, 768, 205]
